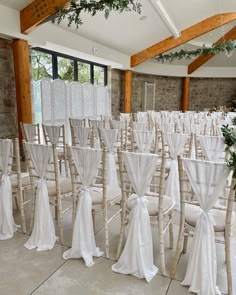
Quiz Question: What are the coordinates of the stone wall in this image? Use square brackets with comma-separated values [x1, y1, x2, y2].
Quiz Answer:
[189, 78, 236, 111]
[111, 69, 236, 114]
[0, 38, 17, 137]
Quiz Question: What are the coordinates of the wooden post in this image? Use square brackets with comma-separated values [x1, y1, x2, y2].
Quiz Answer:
[124, 70, 132, 113]
[13, 39, 33, 141]
[182, 77, 190, 112]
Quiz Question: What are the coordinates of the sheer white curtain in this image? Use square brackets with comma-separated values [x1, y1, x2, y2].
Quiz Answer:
[73, 126, 90, 147]
[181, 158, 230, 295]
[44, 125, 61, 145]
[112, 152, 158, 282]
[100, 128, 119, 188]
[197, 136, 225, 162]
[24, 143, 56, 251]
[63, 147, 103, 266]
[164, 133, 188, 209]
[0, 140, 18, 240]
[133, 130, 154, 153]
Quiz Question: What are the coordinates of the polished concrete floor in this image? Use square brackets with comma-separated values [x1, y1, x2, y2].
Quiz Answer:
[1, 199, 236, 295]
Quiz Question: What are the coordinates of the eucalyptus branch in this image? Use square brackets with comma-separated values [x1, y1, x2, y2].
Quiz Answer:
[154, 40, 236, 63]
[53, 0, 142, 28]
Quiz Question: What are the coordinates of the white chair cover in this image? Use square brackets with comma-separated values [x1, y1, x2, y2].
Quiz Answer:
[112, 152, 158, 282]
[132, 122, 148, 131]
[24, 124, 36, 142]
[197, 136, 225, 162]
[100, 128, 119, 188]
[110, 120, 126, 130]
[63, 147, 103, 266]
[164, 133, 189, 209]
[158, 123, 175, 133]
[0, 140, 18, 240]
[73, 126, 90, 147]
[24, 143, 56, 251]
[133, 130, 154, 153]
[44, 125, 61, 145]
[181, 158, 230, 295]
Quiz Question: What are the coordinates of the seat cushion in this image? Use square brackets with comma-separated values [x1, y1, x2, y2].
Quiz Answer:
[10, 172, 31, 188]
[91, 186, 121, 205]
[47, 177, 72, 196]
[127, 194, 175, 216]
[185, 203, 235, 232]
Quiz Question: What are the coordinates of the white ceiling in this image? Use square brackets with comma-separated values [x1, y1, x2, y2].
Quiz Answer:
[0, 0, 235, 68]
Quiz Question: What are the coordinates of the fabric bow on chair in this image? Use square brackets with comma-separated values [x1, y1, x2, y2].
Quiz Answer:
[0, 139, 18, 240]
[112, 152, 159, 282]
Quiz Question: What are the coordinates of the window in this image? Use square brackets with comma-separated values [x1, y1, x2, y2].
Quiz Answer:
[58, 57, 74, 82]
[94, 65, 105, 86]
[31, 47, 107, 85]
[78, 62, 90, 84]
[31, 50, 53, 80]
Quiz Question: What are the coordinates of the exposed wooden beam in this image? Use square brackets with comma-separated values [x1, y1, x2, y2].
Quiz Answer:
[182, 77, 190, 112]
[124, 71, 132, 113]
[188, 26, 236, 74]
[13, 39, 33, 141]
[20, 0, 69, 35]
[131, 13, 236, 67]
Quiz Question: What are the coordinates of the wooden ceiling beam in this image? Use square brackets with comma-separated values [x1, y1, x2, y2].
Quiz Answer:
[131, 13, 236, 67]
[20, 0, 69, 35]
[188, 26, 236, 74]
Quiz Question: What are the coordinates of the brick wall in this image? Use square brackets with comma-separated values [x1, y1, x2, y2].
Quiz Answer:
[111, 69, 236, 114]
[0, 38, 17, 137]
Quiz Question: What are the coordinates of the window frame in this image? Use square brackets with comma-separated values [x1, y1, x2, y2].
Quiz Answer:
[31, 47, 108, 86]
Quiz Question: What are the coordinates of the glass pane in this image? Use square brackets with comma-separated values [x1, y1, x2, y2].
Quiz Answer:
[58, 57, 74, 82]
[31, 49, 53, 80]
[78, 62, 90, 84]
[94, 65, 105, 86]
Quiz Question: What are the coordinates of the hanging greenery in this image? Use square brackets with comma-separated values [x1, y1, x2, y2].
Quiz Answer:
[221, 125, 236, 178]
[154, 40, 236, 63]
[53, 0, 142, 28]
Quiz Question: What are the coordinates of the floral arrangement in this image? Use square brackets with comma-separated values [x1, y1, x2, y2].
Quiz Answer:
[53, 0, 142, 28]
[221, 125, 236, 178]
[154, 40, 236, 63]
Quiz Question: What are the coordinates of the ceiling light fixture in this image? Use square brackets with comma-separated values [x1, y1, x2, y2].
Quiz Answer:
[150, 0, 180, 38]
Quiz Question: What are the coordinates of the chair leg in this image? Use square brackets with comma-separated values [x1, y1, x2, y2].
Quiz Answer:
[169, 213, 174, 249]
[182, 234, 189, 254]
[19, 190, 27, 233]
[57, 198, 64, 245]
[104, 205, 109, 259]
[116, 205, 127, 260]
[92, 209, 96, 232]
[158, 218, 166, 276]
[225, 234, 233, 295]
[171, 225, 185, 279]
[29, 188, 36, 233]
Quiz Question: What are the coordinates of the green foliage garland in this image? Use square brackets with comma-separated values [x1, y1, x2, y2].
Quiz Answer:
[221, 125, 236, 178]
[53, 0, 142, 28]
[155, 40, 236, 63]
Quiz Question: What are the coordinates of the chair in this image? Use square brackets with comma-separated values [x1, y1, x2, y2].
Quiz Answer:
[171, 156, 235, 295]
[65, 146, 121, 264]
[42, 124, 69, 175]
[70, 126, 91, 147]
[20, 122, 41, 144]
[113, 151, 175, 280]
[24, 142, 73, 246]
[11, 138, 32, 234]
[131, 129, 156, 153]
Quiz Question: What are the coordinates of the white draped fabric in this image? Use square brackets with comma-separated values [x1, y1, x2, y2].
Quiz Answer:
[24, 143, 56, 251]
[44, 125, 61, 145]
[133, 130, 154, 153]
[100, 128, 119, 188]
[63, 147, 103, 266]
[197, 136, 225, 162]
[181, 158, 230, 295]
[132, 122, 148, 131]
[164, 133, 189, 209]
[24, 124, 35, 142]
[110, 120, 126, 130]
[112, 152, 158, 282]
[158, 123, 175, 133]
[0, 140, 18, 240]
[73, 126, 90, 147]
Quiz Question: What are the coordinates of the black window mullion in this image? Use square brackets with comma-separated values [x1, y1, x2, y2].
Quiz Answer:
[90, 64, 94, 84]
[52, 54, 58, 80]
[74, 60, 78, 81]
